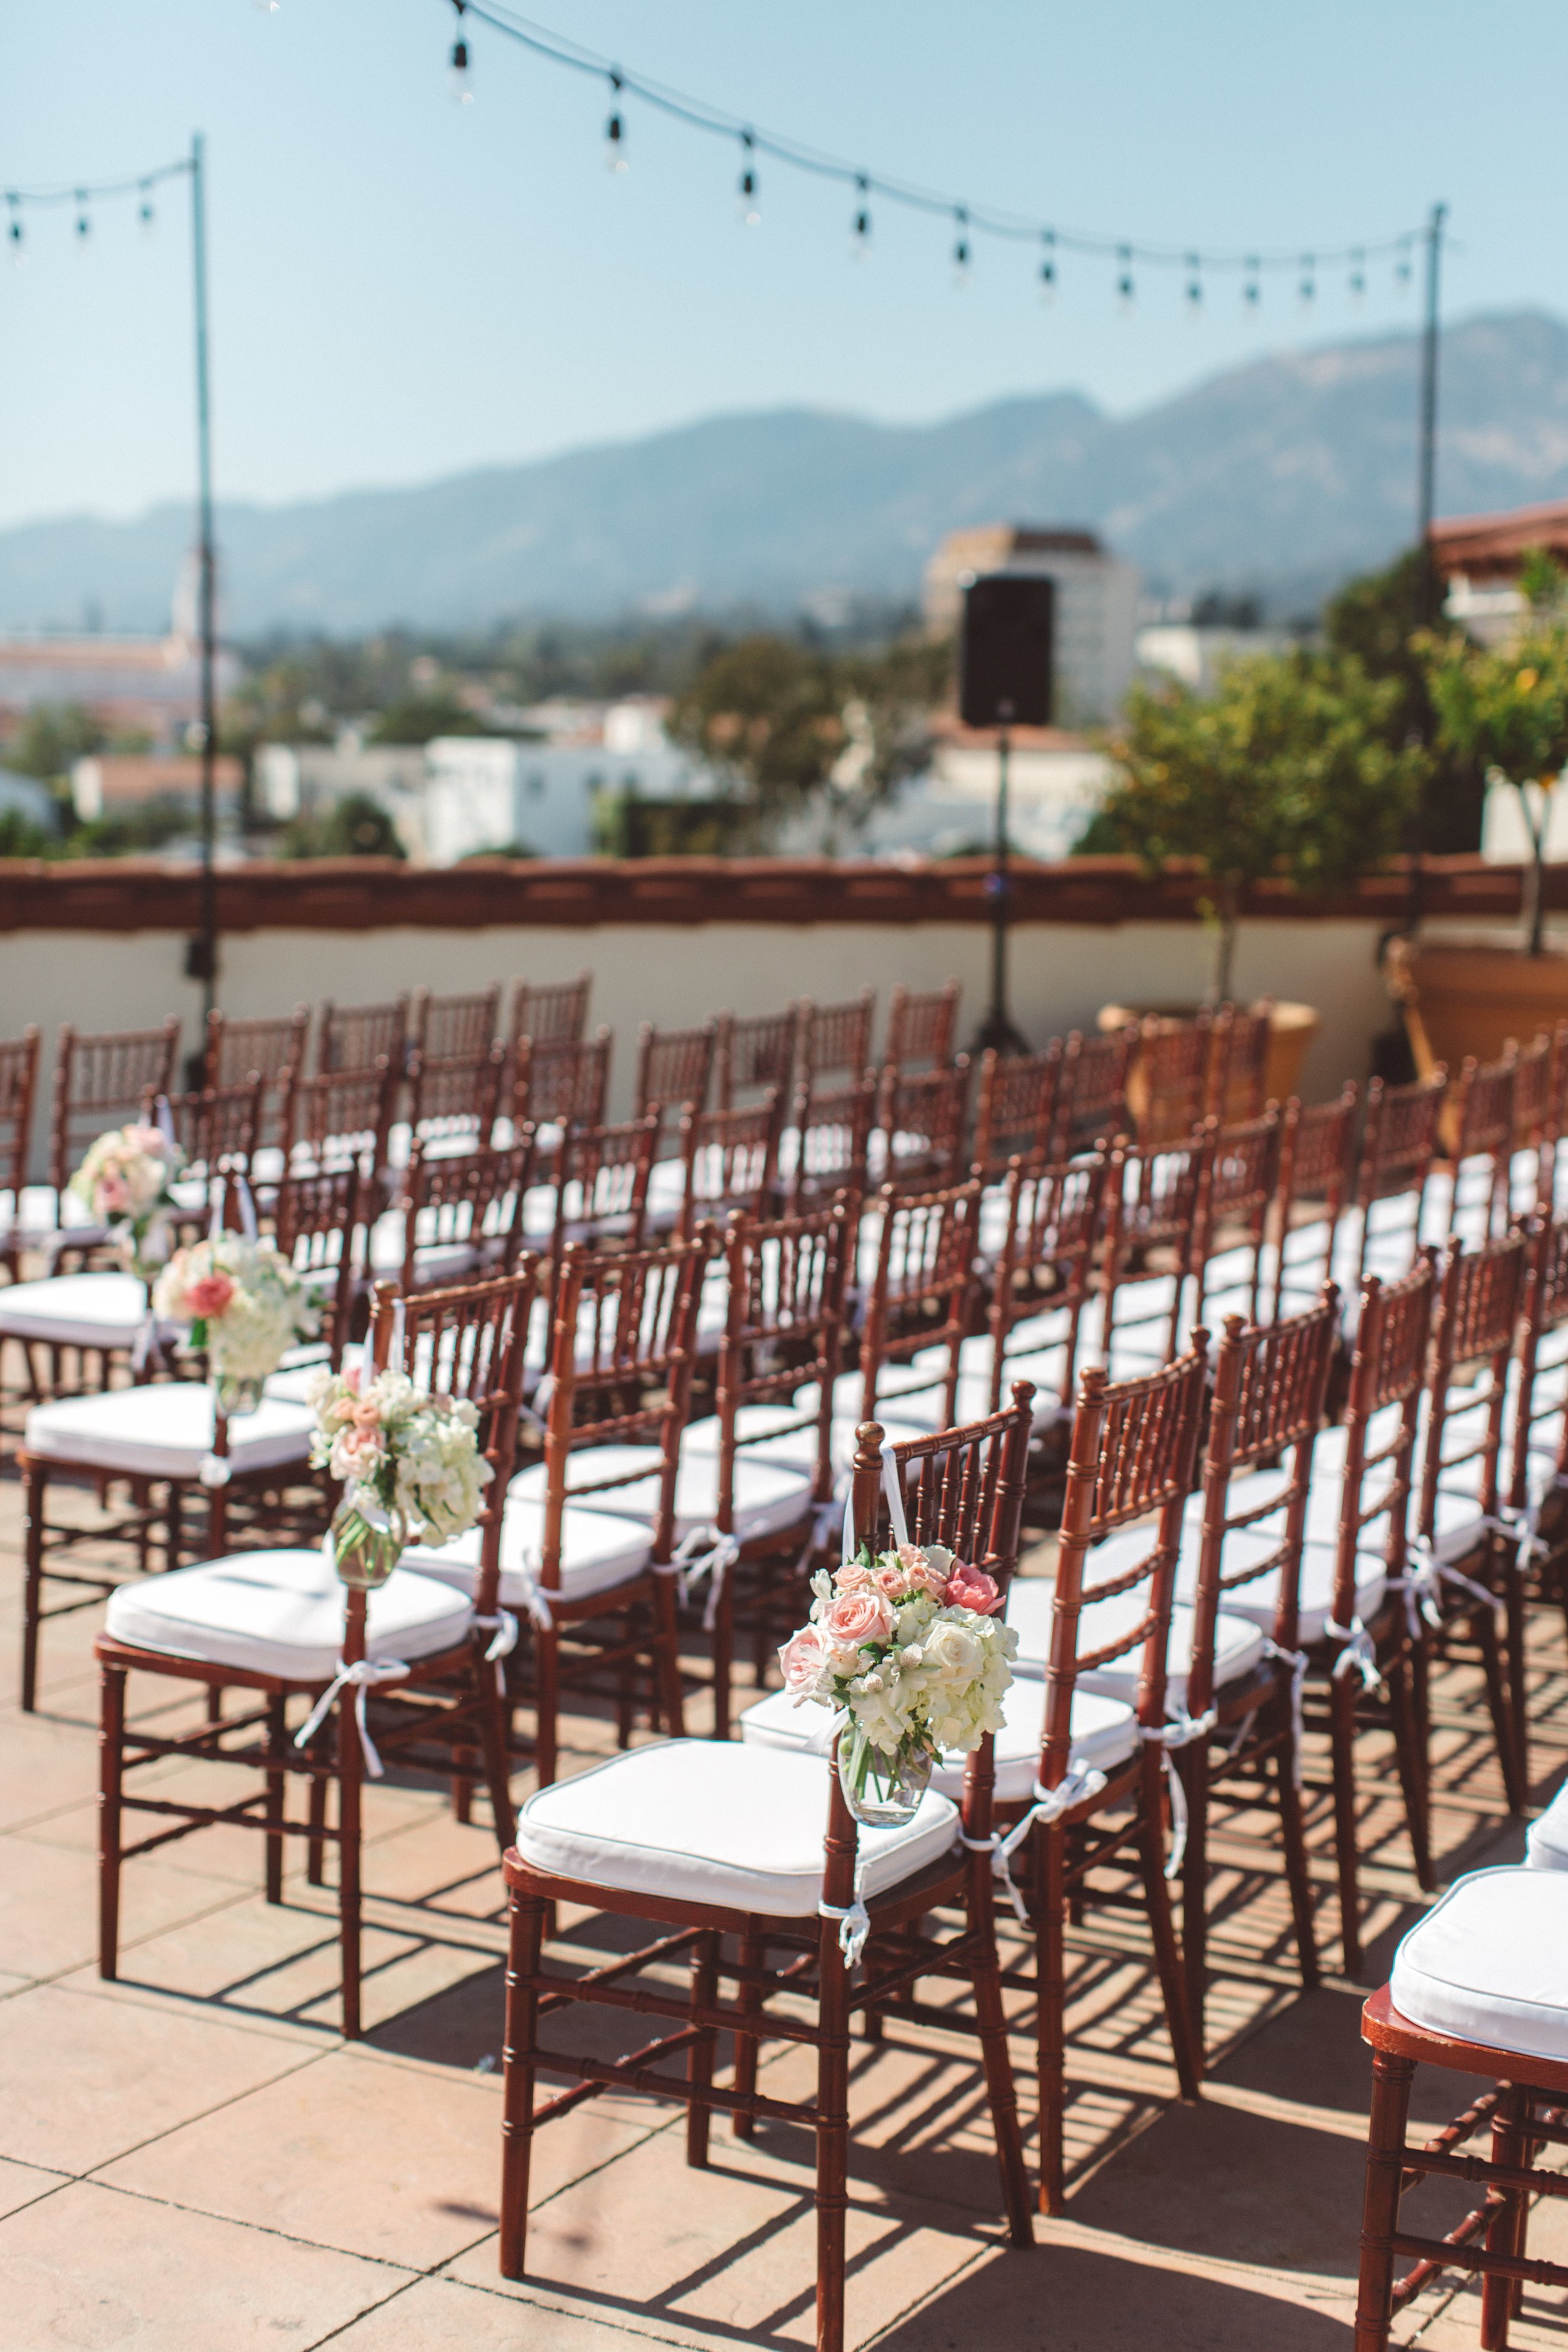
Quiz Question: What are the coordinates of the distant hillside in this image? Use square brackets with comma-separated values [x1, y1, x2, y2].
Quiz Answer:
[5, 308, 1568, 636]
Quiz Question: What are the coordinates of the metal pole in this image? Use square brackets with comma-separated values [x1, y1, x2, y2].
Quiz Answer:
[1416, 201, 1447, 626]
[188, 131, 219, 1044]
[976, 726, 1026, 1054]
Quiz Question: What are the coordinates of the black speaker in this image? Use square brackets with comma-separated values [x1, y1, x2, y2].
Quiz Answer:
[958, 572, 1055, 728]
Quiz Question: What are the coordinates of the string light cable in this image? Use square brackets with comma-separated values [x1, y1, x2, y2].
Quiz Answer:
[3, 155, 191, 254]
[449, 0, 1429, 297]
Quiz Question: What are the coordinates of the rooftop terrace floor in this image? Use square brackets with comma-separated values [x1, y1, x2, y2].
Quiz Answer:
[2, 1476, 1567, 2351]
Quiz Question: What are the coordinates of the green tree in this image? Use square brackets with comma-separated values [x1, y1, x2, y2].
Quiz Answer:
[1089, 649, 1421, 1003]
[1424, 609, 1568, 956]
[1323, 547, 1484, 854]
[7, 702, 105, 783]
[282, 792, 406, 860]
[366, 693, 485, 746]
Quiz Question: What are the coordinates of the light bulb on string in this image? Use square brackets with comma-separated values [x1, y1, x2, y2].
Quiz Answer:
[6, 193, 22, 265]
[1396, 241, 1413, 290]
[1243, 256, 1260, 307]
[138, 179, 155, 236]
[851, 174, 870, 258]
[951, 206, 970, 287]
[604, 72, 627, 171]
[1185, 253, 1202, 314]
[74, 191, 90, 247]
[1298, 255, 1315, 305]
[1348, 247, 1365, 300]
[1116, 245, 1134, 309]
[449, 0, 472, 104]
[738, 130, 760, 226]
[1039, 229, 1056, 304]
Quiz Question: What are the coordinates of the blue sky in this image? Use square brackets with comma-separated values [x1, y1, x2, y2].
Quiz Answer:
[1, 0, 1562, 529]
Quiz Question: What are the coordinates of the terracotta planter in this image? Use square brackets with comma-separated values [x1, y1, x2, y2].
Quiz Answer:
[1385, 938, 1568, 1077]
[1096, 999, 1321, 1112]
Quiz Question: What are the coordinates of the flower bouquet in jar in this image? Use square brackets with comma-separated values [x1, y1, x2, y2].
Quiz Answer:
[154, 1234, 320, 1416]
[68, 1122, 185, 1280]
[307, 1362, 493, 1589]
[778, 1542, 1018, 1825]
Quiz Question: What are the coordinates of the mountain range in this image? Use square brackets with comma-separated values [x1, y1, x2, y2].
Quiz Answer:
[6, 307, 1568, 638]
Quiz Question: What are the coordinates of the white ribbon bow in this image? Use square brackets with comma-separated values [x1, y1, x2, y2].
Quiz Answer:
[473, 1608, 519, 1692]
[294, 1655, 411, 1777]
[1327, 1613, 1383, 1692]
[1390, 1535, 1496, 1641]
[670, 1525, 741, 1629]
[1140, 1708, 1217, 1879]
[977, 1763, 1109, 1924]
[509, 1554, 555, 1630]
[198, 1452, 231, 1489]
[818, 1858, 871, 1967]
[879, 1439, 910, 1551]
[1261, 1638, 1309, 1786]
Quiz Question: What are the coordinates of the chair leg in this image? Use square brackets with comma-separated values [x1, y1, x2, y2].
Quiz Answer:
[475, 1667, 517, 1853]
[1503, 1568, 1530, 1800]
[336, 1702, 363, 2041]
[1328, 1670, 1364, 1976]
[1473, 1603, 1526, 1816]
[1137, 1755, 1201, 2099]
[499, 1887, 545, 2279]
[731, 1926, 762, 2141]
[813, 1918, 852, 2352]
[21, 1463, 45, 1713]
[1385, 1650, 1433, 1894]
[686, 1928, 719, 2169]
[305, 1762, 328, 1887]
[1274, 1739, 1320, 1993]
[651, 1574, 686, 1741]
[968, 1867, 1034, 2250]
[1036, 1818, 1067, 2217]
[1353, 2048, 1415, 2352]
[98, 1663, 126, 1979]
[534, 1628, 559, 1792]
[1177, 1745, 1210, 2060]
[711, 1569, 734, 1744]
[264, 1695, 286, 1905]
[1482, 2082, 1529, 2351]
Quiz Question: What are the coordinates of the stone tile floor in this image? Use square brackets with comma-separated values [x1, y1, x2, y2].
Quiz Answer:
[2, 1470, 1567, 2349]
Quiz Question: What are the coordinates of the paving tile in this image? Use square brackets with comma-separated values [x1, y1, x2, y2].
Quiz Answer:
[0, 2155, 66, 2222]
[0, 1981, 315, 2174]
[0, 2178, 411, 2350]
[0, 1830, 246, 1979]
[98, 2042, 650, 2269]
[320, 2272, 674, 2349]
[0, 1708, 104, 1831]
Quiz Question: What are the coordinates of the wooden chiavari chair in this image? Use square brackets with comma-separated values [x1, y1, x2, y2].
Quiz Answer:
[971, 1043, 1061, 1184]
[797, 988, 876, 1097]
[404, 1039, 508, 1157]
[633, 1018, 718, 1129]
[1306, 1257, 1438, 1974]
[1175, 1291, 1339, 2050]
[1097, 1130, 1216, 1379]
[97, 1265, 533, 2037]
[1194, 1110, 1283, 1330]
[1204, 999, 1273, 1125]
[669, 1090, 785, 1240]
[1409, 1231, 1530, 1813]
[879, 980, 961, 1123]
[785, 1068, 877, 1215]
[1505, 1212, 1568, 1633]
[506, 970, 591, 1052]
[1052, 1023, 1136, 1156]
[511, 1029, 611, 1140]
[985, 1148, 1110, 1426]
[1508, 1025, 1555, 1218]
[316, 993, 410, 1074]
[1133, 1012, 1212, 1148]
[854, 1177, 982, 1431]
[203, 1006, 310, 1147]
[410, 982, 501, 1063]
[280, 1056, 398, 1192]
[1351, 1069, 1448, 1289]
[877, 1059, 971, 1195]
[47, 1017, 181, 1220]
[1271, 1085, 1359, 1321]
[0, 1025, 41, 1281]
[142, 1073, 266, 1187]
[1441, 1052, 1517, 1241]
[499, 1405, 1034, 2352]
[395, 1135, 533, 1296]
[713, 1004, 799, 1111]
[1008, 1346, 1209, 2208]
[262, 1162, 369, 1401]
[531, 1111, 660, 1286]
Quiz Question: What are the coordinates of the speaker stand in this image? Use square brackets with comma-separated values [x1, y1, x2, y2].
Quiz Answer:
[973, 729, 1028, 1057]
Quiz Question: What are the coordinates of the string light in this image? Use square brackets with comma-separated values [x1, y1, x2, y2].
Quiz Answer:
[604, 70, 626, 170]
[852, 173, 870, 256]
[1298, 253, 1316, 304]
[1039, 228, 1056, 302]
[449, 0, 472, 103]
[1117, 243, 1134, 307]
[738, 129, 759, 226]
[74, 191, 90, 245]
[951, 204, 970, 286]
[6, 192, 22, 263]
[1244, 255, 1261, 306]
[138, 178, 155, 235]
[1185, 253, 1202, 310]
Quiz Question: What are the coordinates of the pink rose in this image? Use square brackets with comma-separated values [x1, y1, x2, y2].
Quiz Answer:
[184, 1271, 235, 1320]
[98, 1175, 128, 1212]
[944, 1559, 1003, 1616]
[898, 1545, 950, 1598]
[871, 1562, 907, 1600]
[832, 1562, 877, 1594]
[779, 1623, 832, 1698]
[822, 1589, 894, 1647]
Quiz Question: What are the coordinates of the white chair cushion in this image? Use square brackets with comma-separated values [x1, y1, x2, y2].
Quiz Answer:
[681, 1407, 858, 1480]
[516, 1737, 958, 1915]
[1005, 1569, 1266, 1707]
[404, 1494, 652, 1611]
[103, 1547, 472, 1681]
[1527, 1783, 1568, 1872]
[1391, 1867, 1568, 2062]
[507, 1444, 813, 1544]
[25, 1382, 314, 1481]
[740, 1672, 1136, 1803]
[0, 1271, 171, 1349]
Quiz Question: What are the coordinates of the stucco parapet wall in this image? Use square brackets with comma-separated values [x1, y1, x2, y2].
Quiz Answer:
[0, 852, 1542, 933]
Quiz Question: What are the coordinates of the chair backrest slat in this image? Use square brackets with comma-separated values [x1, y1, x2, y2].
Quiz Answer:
[512, 1030, 611, 1134]
[716, 1201, 854, 1515]
[857, 1178, 980, 1427]
[882, 980, 960, 1079]
[50, 1017, 181, 1196]
[972, 1044, 1060, 1182]
[507, 972, 591, 1052]
[0, 1027, 41, 1202]
[987, 1149, 1109, 1416]
[1053, 1024, 1135, 1156]
[798, 990, 876, 1091]
[879, 1061, 972, 1195]
[411, 984, 501, 1064]
[714, 1006, 800, 1111]
[676, 1091, 784, 1237]
[317, 995, 410, 1076]
[398, 1135, 534, 1295]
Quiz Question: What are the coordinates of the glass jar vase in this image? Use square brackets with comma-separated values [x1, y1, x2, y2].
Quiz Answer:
[329, 1488, 408, 1590]
[213, 1372, 265, 1419]
[837, 1737, 933, 1828]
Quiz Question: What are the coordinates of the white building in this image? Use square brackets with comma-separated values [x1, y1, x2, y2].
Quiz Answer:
[1135, 623, 1296, 695]
[922, 525, 1140, 728]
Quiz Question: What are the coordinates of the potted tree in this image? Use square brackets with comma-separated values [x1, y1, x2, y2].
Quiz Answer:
[1390, 581, 1568, 1073]
[1086, 647, 1420, 1100]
